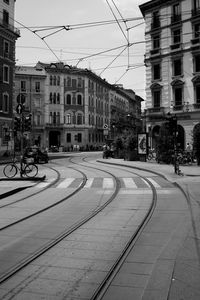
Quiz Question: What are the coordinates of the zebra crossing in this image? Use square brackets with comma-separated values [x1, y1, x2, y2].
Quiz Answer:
[34, 176, 174, 190]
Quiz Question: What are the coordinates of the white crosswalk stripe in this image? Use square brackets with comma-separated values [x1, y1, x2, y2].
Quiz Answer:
[57, 178, 74, 188]
[146, 177, 162, 188]
[103, 178, 114, 189]
[84, 178, 94, 188]
[122, 177, 138, 188]
[36, 177, 56, 188]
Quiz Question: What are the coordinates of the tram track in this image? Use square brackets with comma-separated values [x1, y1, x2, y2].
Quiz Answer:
[0, 155, 159, 300]
[0, 156, 120, 285]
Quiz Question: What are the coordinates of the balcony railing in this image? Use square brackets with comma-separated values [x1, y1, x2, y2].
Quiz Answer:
[150, 48, 161, 56]
[192, 8, 200, 17]
[191, 37, 200, 45]
[170, 43, 182, 51]
[0, 17, 20, 36]
[193, 103, 200, 109]
[173, 105, 183, 111]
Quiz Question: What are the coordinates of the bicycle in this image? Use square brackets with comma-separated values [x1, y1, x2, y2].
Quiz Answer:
[3, 157, 38, 178]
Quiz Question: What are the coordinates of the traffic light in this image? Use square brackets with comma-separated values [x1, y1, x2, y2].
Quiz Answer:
[14, 117, 21, 132]
[24, 115, 32, 131]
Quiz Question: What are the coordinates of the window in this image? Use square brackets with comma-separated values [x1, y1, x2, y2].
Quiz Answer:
[50, 75, 53, 85]
[152, 11, 160, 28]
[49, 112, 52, 123]
[3, 93, 9, 112]
[152, 34, 160, 49]
[66, 94, 71, 105]
[57, 76, 60, 86]
[3, 65, 9, 83]
[66, 133, 71, 143]
[53, 112, 56, 124]
[153, 63, 161, 80]
[77, 133, 82, 143]
[194, 55, 200, 72]
[153, 90, 161, 107]
[67, 77, 71, 87]
[77, 114, 82, 125]
[195, 85, 200, 103]
[57, 112, 60, 124]
[3, 0, 10, 4]
[53, 93, 56, 104]
[174, 86, 183, 106]
[49, 93, 53, 104]
[53, 76, 56, 85]
[3, 10, 9, 25]
[72, 79, 76, 88]
[57, 93, 60, 104]
[172, 3, 181, 22]
[77, 94, 82, 105]
[3, 40, 9, 58]
[194, 23, 200, 38]
[77, 77, 82, 88]
[35, 82, 40, 92]
[21, 80, 26, 92]
[66, 113, 71, 124]
[173, 58, 182, 76]
[172, 29, 181, 44]
[194, 0, 200, 11]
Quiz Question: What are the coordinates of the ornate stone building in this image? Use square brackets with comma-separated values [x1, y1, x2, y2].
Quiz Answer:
[140, 0, 200, 149]
[0, 0, 20, 155]
[14, 62, 142, 150]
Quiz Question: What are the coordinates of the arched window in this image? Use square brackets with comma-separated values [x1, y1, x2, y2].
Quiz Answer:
[53, 93, 56, 104]
[77, 94, 82, 105]
[57, 93, 60, 104]
[66, 94, 71, 105]
[49, 93, 53, 104]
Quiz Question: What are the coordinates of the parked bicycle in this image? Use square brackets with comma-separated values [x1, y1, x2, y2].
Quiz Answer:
[3, 157, 38, 178]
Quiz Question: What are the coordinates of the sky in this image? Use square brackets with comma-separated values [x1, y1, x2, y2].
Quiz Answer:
[15, 0, 147, 101]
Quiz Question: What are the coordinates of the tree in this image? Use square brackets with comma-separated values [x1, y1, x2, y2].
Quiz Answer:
[193, 123, 200, 166]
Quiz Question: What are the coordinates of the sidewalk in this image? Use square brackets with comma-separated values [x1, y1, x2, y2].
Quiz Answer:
[98, 158, 200, 183]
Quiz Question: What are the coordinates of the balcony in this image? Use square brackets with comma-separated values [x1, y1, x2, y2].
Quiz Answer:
[150, 48, 161, 56]
[173, 105, 183, 111]
[170, 43, 182, 51]
[192, 8, 200, 18]
[46, 123, 64, 128]
[0, 17, 20, 36]
[193, 103, 200, 109]
[191, 37, 200, 50]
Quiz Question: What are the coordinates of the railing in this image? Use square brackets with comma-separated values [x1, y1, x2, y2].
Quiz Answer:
[0, 17, 20, 36]
[150, 48, 161, 56]
[193, 103, 200, 109]
[170, 43, 182, 51]
[191, 37, 200, 45]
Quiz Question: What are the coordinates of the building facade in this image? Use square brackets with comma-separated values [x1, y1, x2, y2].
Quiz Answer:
[0, 0, 20, 155]
[14, 62, 142, 151]
[140, 0, 200, 150]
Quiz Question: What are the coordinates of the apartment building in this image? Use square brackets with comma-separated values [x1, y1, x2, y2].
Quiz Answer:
[14, 62, 142, 150]
[140, 0, 200, 149]
[0, 0, 20, 154]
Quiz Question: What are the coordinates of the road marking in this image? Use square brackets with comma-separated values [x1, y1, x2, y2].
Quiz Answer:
[103, 178, 114, 189]
[122, 178, 138, 189]
[146, 177, 161, 188]
[57, 178, 74, 188]
[84, 178, 94, 188]
[36, 177, 55, 188]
